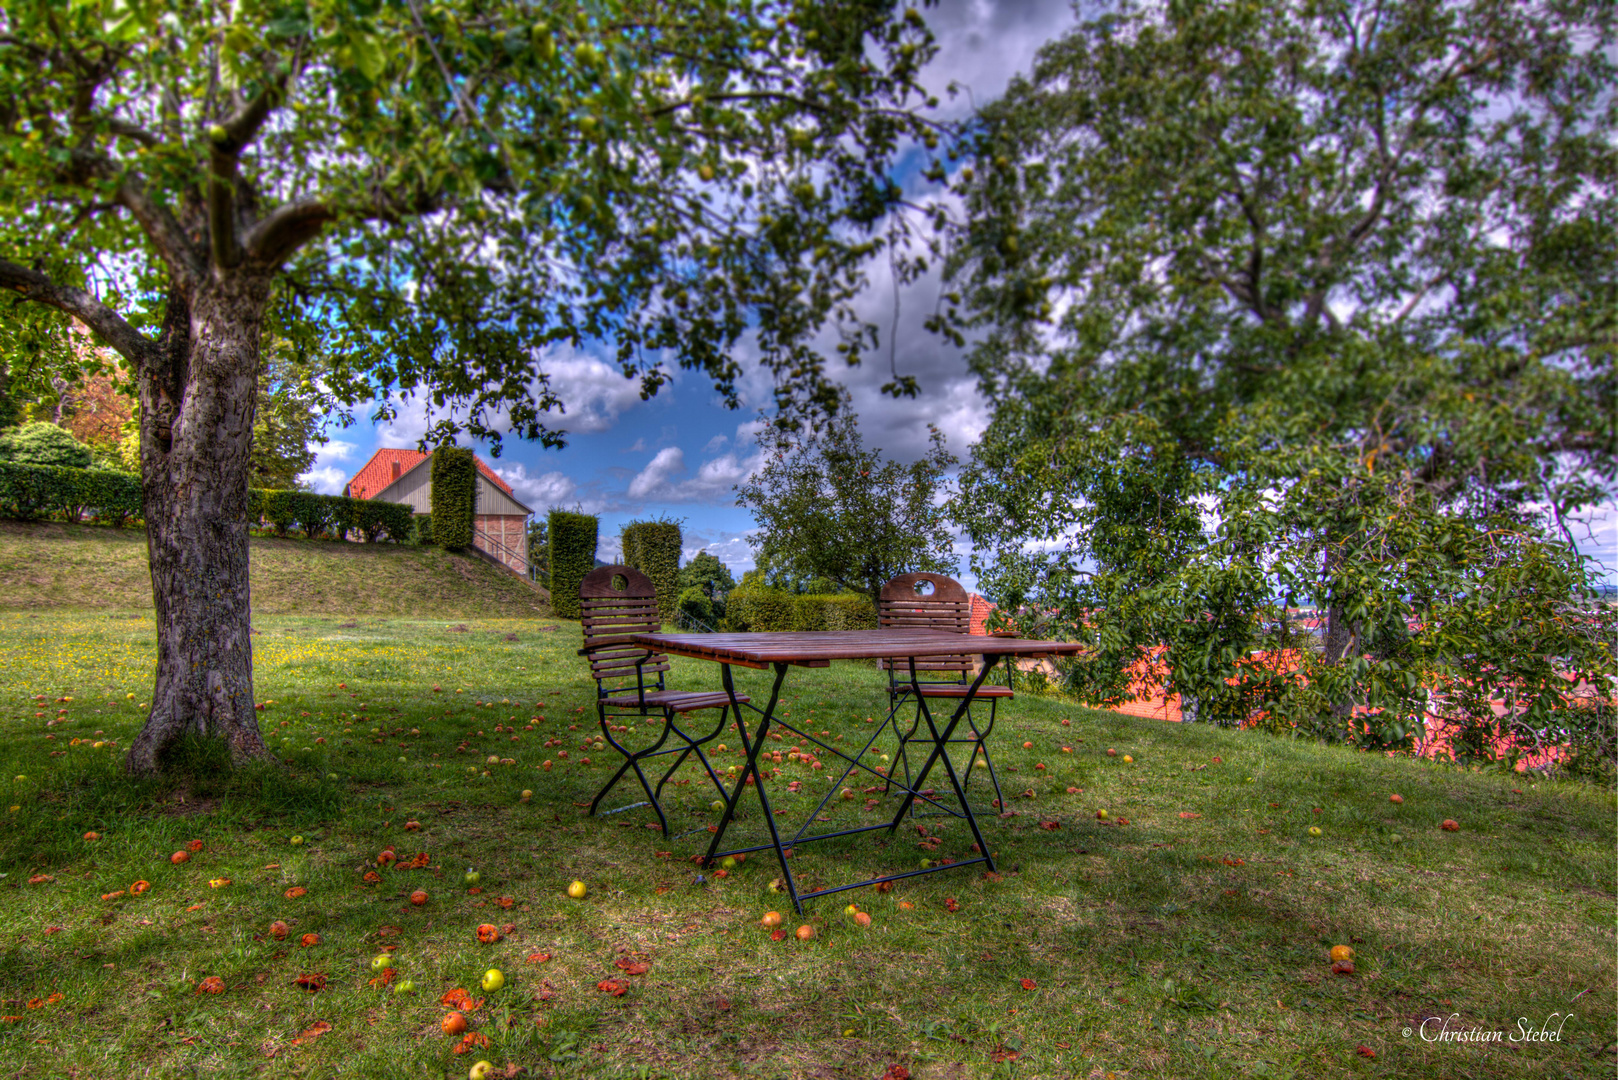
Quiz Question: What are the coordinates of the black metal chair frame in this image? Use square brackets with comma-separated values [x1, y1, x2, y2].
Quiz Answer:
[878, 572, 1012, 814]
[579, 566, 744, 836]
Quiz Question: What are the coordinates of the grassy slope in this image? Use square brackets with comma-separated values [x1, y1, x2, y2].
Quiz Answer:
[0, 613, 1611, 1079]
[0, 521, 549, 617]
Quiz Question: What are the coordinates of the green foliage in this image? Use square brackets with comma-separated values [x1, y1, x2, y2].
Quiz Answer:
[0, 0, 946, 447]
[725, 586, 875, 632]
[416, 514, 433, 546]
[737, 409, 958, 608]
[948, 0, 1618, 754]
[621, 518, 682, 622]
[0, 460, 141, 524]
[430, 447, 477, 549]
[249, 346, 331, 490]
[247, 490, 411, 543]
[675, 586, 717, 631]
[677, 551, 737, 598]
[0, 422, 92, 468]
[527, 519, 549, 586]
[548, 510, 599, 619]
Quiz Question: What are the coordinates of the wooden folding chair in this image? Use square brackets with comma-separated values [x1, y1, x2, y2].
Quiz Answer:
[878, 572, 1012, 812]
[579, 565, 746, 835]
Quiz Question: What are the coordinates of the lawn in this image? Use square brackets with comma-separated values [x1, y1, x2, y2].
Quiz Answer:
[0, 610, 1612, 1079]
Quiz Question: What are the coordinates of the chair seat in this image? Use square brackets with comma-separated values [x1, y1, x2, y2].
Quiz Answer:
[889, 684, 1014, 699]
[602, 690, 749, 714]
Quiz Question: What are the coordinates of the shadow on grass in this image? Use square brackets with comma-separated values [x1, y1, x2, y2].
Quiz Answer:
[0, 735, 346, 871]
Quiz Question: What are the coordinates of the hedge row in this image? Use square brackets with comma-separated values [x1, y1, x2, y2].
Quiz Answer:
[548, 509, 599, 619]
[0, 460, 413, 541]
[431, 446, 477, 548]
[0, 459, 142, 526]
[621, 518, 682, 623]
[724, 586, 876, 632]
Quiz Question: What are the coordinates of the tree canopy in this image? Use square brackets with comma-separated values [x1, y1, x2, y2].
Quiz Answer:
[947, 0, 1616, 764]
[738, 410, 958, 606]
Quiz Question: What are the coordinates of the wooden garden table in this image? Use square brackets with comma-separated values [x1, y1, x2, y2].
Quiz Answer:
[630, 629, 1084, 913]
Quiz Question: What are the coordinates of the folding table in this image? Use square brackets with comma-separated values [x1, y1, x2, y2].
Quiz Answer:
[629, 629, 1084, 913]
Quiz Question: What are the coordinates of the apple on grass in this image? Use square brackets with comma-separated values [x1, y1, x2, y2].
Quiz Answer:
[464, 869, 481, 887]
[371, 953, 393, 972]
[567, 880, 588, 899]
[480, 968, 504, 992]
[469, 1062, 495, 1080]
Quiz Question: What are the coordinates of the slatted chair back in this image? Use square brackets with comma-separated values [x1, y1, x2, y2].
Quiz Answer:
[878, 572, 975, 677]
[580, 565, 668, 694]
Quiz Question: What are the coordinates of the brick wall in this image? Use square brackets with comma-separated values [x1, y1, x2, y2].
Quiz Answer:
[473, 514, 529, 575]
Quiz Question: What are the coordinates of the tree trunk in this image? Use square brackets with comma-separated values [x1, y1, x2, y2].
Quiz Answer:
[125, 273, 276, 774]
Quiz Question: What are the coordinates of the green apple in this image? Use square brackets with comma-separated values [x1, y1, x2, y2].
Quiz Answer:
[480, 967, 505, 992]
[464, 869, 481, 887]
[710, 800, 725, 812]
[721, 856, 738, 870]
[370, 953, 393, 972]
[393, 979, 415, 994]
[469, 1062, 495, 1080]
[290, 835, 304, 845]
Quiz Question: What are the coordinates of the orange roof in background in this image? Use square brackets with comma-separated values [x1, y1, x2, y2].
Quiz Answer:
[343, 448, 516, 502]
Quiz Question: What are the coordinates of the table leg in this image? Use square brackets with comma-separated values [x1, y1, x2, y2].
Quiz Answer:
[886, 654, 1001, 873]
[703, 662, 805, 910]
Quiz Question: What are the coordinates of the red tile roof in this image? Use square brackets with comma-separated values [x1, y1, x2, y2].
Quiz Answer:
[343, 448, 516, 502]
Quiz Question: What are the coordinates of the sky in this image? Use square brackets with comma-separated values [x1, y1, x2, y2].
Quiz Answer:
[295, 0, 1618, 589]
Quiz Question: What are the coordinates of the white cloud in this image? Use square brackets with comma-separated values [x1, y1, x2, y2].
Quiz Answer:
[626, 446, 764, 504]
[542, 353, 655, 435]
[623, 437, 648, 454]
[492, 462, 578, 510]
[299, 466, 348, 495]
[703, 434, 728, 453]
[319, 439, 357, 462]
[627, 447, 687, 499]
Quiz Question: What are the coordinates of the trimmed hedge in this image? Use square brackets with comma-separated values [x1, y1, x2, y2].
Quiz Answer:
[0, 460, 413, 541]
[676, 585, 717, 630]
[725, 586, 876, 632]
[431, 446, 477, 548]
[0, 460, 141, 525]
[548, 509, 599, 619]
[621, 518, 682, 623]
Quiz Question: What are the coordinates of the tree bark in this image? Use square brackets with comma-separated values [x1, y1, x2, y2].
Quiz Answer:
[125, 273, 275, 774]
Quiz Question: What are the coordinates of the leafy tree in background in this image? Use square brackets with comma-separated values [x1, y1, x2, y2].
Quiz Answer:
[677, 550, 737, 598]
[0, 0, 942, 771]
[948, 0, 1616, 765]
[738, 410, 958, 609]
[0, 421, 93, 468]
[527, 518, 549, 588]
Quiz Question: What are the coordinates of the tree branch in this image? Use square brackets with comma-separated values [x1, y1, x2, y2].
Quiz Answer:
[0, 259, 155, 369]
[208, 78, 286, 270]
[244, 200, 333, 268]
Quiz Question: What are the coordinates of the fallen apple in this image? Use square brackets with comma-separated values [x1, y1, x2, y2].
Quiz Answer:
[480, 968, 505, 992]
[170, 851, 189, 864]
[1308, 826, 1322, 836]
[290, 835, 304, 845]
[1440, 819, 1460, 832]
[1106, 748, 1117, 757]
[269, 920, 289, 939]
[442, 1011, 468, 1035]
[1330, 945, 1353, 962]
[1389, 794, 1404, 804]
[795, 925, 814, 941]
[394, 979, 415, 994]
[854, 911, 872, 928]
[410, 889, 429, 906]
[1122, 755, 1134, 764]
[469, 1061, 494, 1080]
[710, 800, 725, 812]
[760, 911, 783, 929]
[476, 924, 500, 943]
[843, 903, 860, 918]
[567, 880, 587, 900]
[464, 869, 481, 887]
[520, 790, 533, 802]
[1095, 809, 1109, 820]
[371, 953, 393, 972]
[83, 831, 100, 841]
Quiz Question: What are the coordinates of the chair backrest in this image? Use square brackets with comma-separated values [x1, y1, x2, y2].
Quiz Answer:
[579, 565, 668, 694]
[878, 572, 973, 677]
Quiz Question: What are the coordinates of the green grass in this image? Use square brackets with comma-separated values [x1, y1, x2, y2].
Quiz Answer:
[0, 521, 549, 617]
[0, 610, 1612, 1079]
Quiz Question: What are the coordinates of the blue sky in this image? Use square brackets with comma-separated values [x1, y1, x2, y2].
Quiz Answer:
[296, 0, 1618, 588]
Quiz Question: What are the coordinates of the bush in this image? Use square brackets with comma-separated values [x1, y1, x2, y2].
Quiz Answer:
[548, 509, 599, 619]
[415, 513, 433, 545]
[621, 518, 682, 622]
[0, 422, 93, 468]
[726, 586, 876, 632]
[431, 446, 476, 548]
[0, 460, 141, 523]
[248, 489, 411, 542]
[338, 497, 415, 543]
[677, 586, 717, 630]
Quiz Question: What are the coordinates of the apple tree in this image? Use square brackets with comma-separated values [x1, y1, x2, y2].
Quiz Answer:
[0, 0, 943, 772]
[944, 0, 1616, 771]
